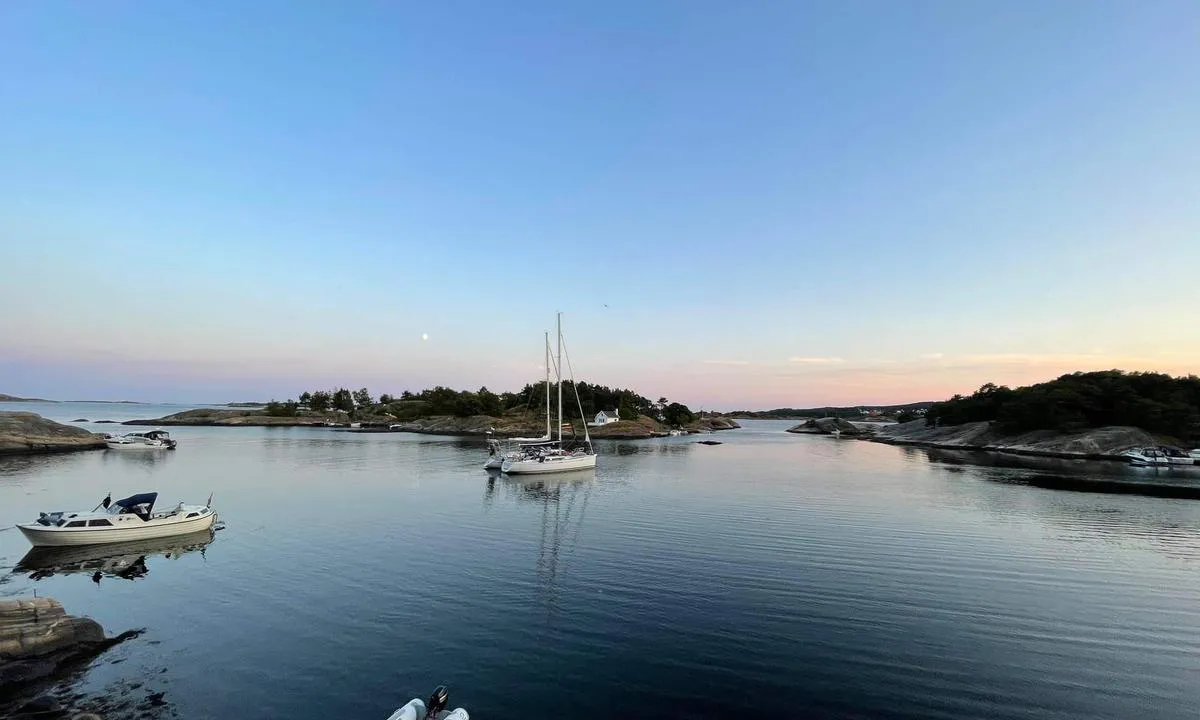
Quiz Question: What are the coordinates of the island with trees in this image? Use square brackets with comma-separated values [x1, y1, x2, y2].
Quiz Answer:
[870, 370, 1200, 459]
[124, 381, 739, 439]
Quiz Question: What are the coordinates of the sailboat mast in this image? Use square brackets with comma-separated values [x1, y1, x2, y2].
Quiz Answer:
[544, 331, 551, 440]
[556, 312, 563, 444]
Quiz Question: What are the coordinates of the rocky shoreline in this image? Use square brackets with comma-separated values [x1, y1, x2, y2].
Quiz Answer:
[123, 408, 741, 440]
[0, 412, 107, 456]
[123, 409, 338, 427]
[867, 419, 1160, 461]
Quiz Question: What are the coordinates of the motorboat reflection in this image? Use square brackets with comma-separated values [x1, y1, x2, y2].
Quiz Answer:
[16, 528, 217, 582]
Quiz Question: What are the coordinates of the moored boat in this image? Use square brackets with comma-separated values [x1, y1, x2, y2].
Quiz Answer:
[502, 447, 597, 474]
[17, 492, 217, 547]
[501, 313, 597, 475]
[1124, 446, 1198, 467]
[105, 429, 176, 450]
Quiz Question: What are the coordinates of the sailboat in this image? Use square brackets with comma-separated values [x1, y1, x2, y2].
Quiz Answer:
[484, 332, 556, 469]
[502, 313, 598, 474]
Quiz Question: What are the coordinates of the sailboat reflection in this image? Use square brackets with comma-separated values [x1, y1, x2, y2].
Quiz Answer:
[490, 470, 594, 615]
[16, 529, 217, 582]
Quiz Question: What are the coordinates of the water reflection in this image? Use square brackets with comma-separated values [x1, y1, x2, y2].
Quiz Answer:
[101, 447, 176, 470]
[925, 447, 1200, 498]
[493, 472, 594, 617]
[15, 529, 216, 583]
[0, 451, 92, 477]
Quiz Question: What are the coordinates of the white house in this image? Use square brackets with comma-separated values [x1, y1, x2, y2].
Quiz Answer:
[590, 409, 620, 427]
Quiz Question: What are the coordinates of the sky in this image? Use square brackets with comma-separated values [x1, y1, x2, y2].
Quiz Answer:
[1, 1, 1198, 409]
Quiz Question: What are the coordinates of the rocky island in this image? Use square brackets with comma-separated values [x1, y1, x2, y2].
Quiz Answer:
[124, 383, 741, 440]
[870, 419, 1159, 460]
[0, 412, 107, 455]
[859, 371, 1200, 461]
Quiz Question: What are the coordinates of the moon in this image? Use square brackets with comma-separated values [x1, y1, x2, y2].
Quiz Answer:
[421, 333, 429, 341]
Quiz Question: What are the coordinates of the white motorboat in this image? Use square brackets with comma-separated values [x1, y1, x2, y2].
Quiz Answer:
[1124, 446, 1198, 467]
[387, 686, 468, 720]
[17, 492, 217, 547]
[502, 313, 598, 475]
[105, 429, 176, 450]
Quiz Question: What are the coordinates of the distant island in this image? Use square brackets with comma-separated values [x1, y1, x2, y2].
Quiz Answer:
[730, 401, 935, 421]
[125, 382, 739, 438]
[868, 370, 1199, 459]
[0, 393, 54, 402]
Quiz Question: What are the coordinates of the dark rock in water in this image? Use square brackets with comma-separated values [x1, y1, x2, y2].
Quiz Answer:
[696, 440, 723, 445]
[94, 420, 118, 424]
[71, 419, 89, 423]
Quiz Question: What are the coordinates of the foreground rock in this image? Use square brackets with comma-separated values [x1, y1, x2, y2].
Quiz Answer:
[786, 417, 865, 436]
[0, 597, 138, 689]
[0, 412, 107, 455]
[871, 419, 1159, 460]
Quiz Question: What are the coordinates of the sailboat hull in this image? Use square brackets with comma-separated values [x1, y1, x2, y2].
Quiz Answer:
[502, 453, 597, 474]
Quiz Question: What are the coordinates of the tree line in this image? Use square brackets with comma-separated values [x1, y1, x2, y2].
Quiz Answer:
[264, 381, 698, 426]
[925, 370, 1200, 442]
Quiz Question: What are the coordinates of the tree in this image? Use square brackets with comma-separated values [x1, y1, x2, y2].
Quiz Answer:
[309, 390, 331, 412]
[379, 393, 394, 404]
[265, 399, 299, 417]
[353, 387, 374, 408]
[896, 410, 918, 424]
[401, 390, 414, 400]
[662, 402, 695, 427]
[298, 391, 312, 407]
[332, 388, 355, 413]
[477, 386, 502, 417]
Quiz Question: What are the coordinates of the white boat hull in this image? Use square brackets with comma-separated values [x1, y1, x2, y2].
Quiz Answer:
[18, 511, 216, 547]
[105, 440, 173, 450]
[503, 452, 597, 474]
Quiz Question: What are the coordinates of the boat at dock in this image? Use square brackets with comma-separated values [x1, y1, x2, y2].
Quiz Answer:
[501, 313, 597, 475]
[104, 429, 177, 450]
[17, 492, 217, 547]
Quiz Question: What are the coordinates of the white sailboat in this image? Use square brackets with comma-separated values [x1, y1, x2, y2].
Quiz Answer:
[484, 333, 556, 469]
[502, 313, 598, 475]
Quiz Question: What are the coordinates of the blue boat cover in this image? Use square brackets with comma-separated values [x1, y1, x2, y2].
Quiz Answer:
[114, 492, 158, 510]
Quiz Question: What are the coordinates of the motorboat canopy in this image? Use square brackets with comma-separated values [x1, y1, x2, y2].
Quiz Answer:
[114, 492, 158, 513]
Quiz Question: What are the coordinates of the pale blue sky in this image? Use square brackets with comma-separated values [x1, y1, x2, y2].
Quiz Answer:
[2, 1, 1197, 408]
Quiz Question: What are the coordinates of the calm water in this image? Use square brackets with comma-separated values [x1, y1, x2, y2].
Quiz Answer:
[3, 407, 1200, 719]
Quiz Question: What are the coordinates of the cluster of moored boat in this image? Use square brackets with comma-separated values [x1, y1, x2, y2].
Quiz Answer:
[1123, 446, 1200, 467]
